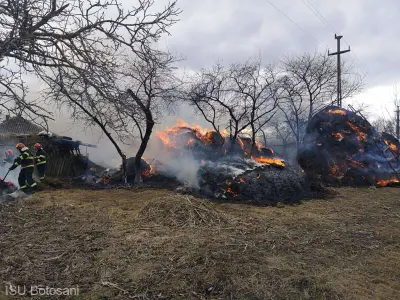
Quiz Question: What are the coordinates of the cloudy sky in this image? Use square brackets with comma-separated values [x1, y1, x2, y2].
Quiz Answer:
[159, 0, 400, 112]
[46, 0, 400, 164]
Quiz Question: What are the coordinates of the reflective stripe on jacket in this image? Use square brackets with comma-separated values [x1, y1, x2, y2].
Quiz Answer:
[13, 149, 35, 169]
[35, 148, 47, 165]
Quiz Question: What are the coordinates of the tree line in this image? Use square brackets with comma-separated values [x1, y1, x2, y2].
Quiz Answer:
[0, 0, 365, 182]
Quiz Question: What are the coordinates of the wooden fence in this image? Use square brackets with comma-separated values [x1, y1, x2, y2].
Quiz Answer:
[45, 153, 89, 178]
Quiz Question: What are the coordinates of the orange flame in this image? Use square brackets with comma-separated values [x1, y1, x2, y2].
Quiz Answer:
[251, 156, 285, 167]
[141, 169, 150, 177]
[384, 139, 398, 152]
[346, 121, 368, 142]
[141, 164, 153, 177]
[225, 187, 238, 197]
[328, 109, 346, 115]
[332, 132, 344, 141]
[331, 165, 339, 175]
[377, 178, 400, 187]
[239, 178, 246, 183]
[237, 136, 245, 150]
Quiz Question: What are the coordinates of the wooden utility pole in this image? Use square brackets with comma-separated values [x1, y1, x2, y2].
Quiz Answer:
[328, 34, 350, 107]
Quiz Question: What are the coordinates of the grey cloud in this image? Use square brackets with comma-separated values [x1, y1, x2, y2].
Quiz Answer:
[159, 0, 400, 86]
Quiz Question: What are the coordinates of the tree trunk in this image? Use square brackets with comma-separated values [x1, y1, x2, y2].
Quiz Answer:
[134, 112, 154, 184]
[308, 96, 314, 121]
[59, 86, 127, 183]
[229, 120, 239, 153]
[121, 155, 127, 184]
[250, 121, 256, 154]
[126, 89, 155, 184]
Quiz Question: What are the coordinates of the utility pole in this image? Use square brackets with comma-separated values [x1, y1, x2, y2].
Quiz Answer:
[328, 34, 350, 107]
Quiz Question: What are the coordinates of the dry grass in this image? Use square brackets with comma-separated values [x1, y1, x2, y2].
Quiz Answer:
[0, 187, 399, 299]
[137, 195, 235, 228]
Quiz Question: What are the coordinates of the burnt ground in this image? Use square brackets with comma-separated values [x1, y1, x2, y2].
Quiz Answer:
[0, 187, 399, 299]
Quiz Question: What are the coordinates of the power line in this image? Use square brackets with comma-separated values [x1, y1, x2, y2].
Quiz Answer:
[266, 0, 320, 45]
[301, 0, 337, 33]
[299, 0, 363, 67]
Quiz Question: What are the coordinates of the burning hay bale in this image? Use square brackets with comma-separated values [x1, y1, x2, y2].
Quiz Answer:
[136, 195, 233, 227]
[153, 120, 306, 203]
[298, 106, 400, 187]
[111, 157, 152, 183]
[198, 157, 305, 204]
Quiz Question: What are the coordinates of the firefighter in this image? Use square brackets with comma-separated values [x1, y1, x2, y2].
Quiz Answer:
[1, 149, 14, 166]
[34, 143, 47, 181]
[9, 143, 37, 194]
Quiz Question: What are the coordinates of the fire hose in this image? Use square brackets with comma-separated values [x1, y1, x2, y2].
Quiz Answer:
[0, 169, 11, 182]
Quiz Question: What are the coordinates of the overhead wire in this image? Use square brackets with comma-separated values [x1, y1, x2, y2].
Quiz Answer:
[265, 0, 320, 46]
[301, 0, 337, 34]
[300, 0, 363, 70]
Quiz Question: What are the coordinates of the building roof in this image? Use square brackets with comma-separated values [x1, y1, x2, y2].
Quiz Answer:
[0, 116, 43, 135]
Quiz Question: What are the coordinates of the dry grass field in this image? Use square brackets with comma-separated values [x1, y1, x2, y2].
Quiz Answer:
[0, 187, 399, 299]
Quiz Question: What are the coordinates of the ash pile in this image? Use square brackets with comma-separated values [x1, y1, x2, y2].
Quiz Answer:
[298, 106, 400, 187]
[155, 120, 306, 204]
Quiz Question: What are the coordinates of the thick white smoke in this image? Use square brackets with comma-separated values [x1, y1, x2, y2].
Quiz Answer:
[160, 154, 201, 188]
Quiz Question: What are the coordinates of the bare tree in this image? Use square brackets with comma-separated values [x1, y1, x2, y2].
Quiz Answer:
[0, 0, 181, 119]
[229, 60, 279, 152]
[1, 0, 181, 182]
[124, 49, 180, 183]
[372, 117, 396, 136]
[282, 52, 363, 120]
[187, 60, 279, 152]
[269, 52, 364, 151]
[39, 64, 131, 180]
[276, 75, 309, 149]
[187, 63, 246, 146]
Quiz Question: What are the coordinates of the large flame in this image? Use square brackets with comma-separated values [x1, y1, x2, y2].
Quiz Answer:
[377, 178, 400, 187]
[251, 156, 285, 167]
[328, 109, 347, 116]
[157, 120, 285, 167]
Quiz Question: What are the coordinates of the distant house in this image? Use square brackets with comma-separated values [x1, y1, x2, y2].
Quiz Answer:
[0, 115, 43, 135]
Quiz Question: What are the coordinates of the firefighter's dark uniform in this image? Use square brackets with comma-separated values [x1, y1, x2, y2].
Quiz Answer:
[10, 148, 37, 193]
[34, 148, 47, 180]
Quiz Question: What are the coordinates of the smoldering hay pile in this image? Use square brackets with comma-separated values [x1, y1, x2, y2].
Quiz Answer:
[152, 120, 305, 204]
[298, 106, 400, 187]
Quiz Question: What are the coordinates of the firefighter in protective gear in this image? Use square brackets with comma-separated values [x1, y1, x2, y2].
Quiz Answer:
[9, 143, 37, 193]
[34, 143, 46, 180]
[1, 149, 14, 166]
